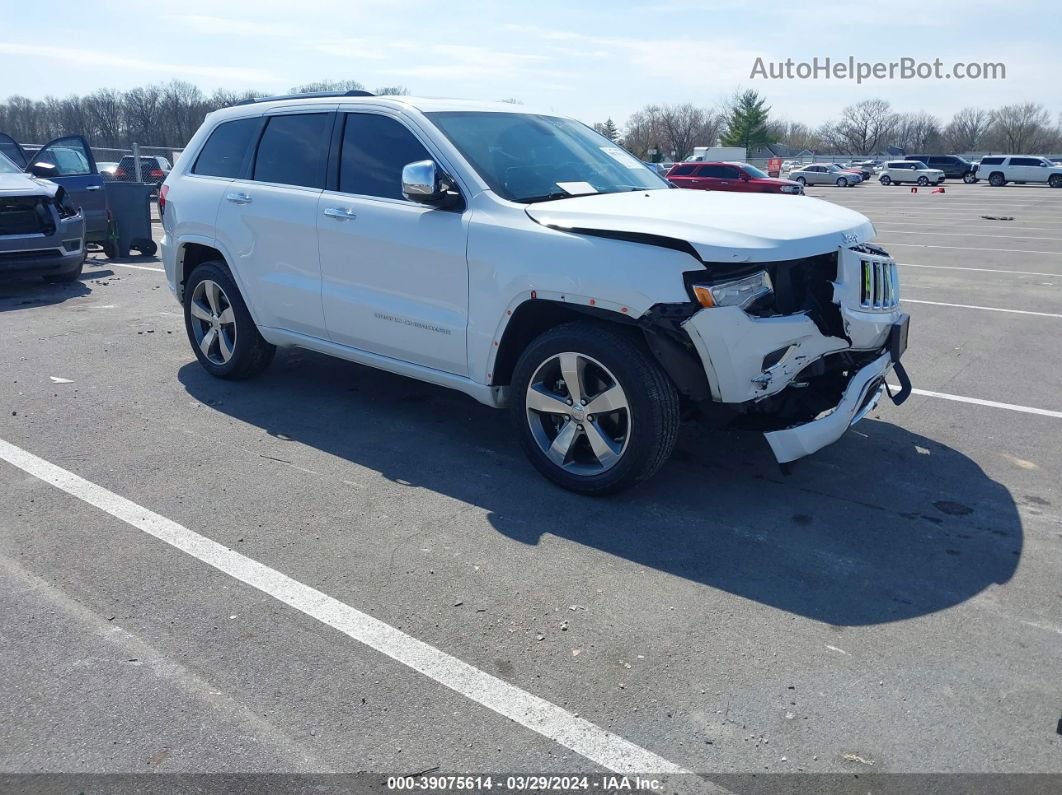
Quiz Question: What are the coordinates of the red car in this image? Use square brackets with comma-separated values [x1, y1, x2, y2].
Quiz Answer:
[666, 161, 804, 194]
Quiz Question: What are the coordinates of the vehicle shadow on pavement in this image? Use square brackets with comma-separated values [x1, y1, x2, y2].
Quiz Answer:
[179, 349, 1022, 627]
[0, 275, 92, 312]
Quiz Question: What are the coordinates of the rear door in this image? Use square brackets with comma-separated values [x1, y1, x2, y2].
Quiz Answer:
[0, 133, 28, 169]
[27, 135, 107, 240]
[213, 108, 334, 337]
[718, 164, 745, 191]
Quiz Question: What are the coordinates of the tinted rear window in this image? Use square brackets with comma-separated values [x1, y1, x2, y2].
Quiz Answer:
[253, 113, 331, 188]
[980, 157, 1004, 165]
[193, 118, 259, 178]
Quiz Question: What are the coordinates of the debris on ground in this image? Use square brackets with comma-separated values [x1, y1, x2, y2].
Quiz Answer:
[49, 376, 74, 384]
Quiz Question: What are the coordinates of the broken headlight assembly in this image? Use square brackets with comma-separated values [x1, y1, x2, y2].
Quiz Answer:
[690, 271, 773, 310]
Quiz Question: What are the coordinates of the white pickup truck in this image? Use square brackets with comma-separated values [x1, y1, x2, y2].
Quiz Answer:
[161, 93, 911, 493]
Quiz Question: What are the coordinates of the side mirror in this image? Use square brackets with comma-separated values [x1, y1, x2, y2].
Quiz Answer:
[402, 159, 458, 207]
[30, 162, 56, 178]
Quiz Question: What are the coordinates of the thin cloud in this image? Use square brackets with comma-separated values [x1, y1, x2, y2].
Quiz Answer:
[0, 42, 276, 84]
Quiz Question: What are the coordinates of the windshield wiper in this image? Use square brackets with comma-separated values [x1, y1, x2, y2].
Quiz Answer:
[522, 190, 576, 203]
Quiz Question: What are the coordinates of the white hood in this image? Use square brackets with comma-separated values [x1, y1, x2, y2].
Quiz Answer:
[525, 189, 875, 263]
[0, 172, 58, 197]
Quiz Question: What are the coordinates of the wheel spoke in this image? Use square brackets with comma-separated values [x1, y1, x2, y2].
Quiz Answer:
[190, 299, 212, 322]
[547, 420, 578, 466]
[558, 352, 584, 404]
[199, 327, 217, 358]
[585, 384, 627, 416]
[217, 328, 234, 361]
[205, 281, 222, 314]
[526, 384, 571, 415]
[218, 307, 235, 325]
[584, 420, 621, 469]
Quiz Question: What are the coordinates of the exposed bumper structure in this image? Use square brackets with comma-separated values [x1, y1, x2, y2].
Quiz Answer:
[680, 245, 910, 464]
[763, 352, 891, 463]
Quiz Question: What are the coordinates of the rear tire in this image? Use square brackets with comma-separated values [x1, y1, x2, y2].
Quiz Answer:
[509, 321, 679, 494]
[184, 261, 275, 380]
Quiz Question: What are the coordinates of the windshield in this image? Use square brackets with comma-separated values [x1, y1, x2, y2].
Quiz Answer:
[826, 164, 842, 172]
[0, 151, 21, 174]
[426, 111, 667, 202]
[912, 162, 929, 169]
[739, 163, 768, 179]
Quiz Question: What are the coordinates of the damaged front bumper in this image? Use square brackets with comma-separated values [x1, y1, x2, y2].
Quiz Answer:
[681, 245, 911, 463]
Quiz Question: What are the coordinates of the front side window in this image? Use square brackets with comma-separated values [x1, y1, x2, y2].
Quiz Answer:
[720, 166, 743, 179]
[739, 164, 768, 178]
[33, 137, 92, 176]
[253, 113, 331, 188]
[339, 113, 431, 200]
[193, 118, 259, 178]
[0, 151, 20, 174]
[426, 111, 666, 202]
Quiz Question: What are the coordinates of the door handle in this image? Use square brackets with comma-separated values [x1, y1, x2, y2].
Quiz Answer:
[323, 207, 357, 220]
[86, 185, 102, 191]
[226, 192, 252, 204]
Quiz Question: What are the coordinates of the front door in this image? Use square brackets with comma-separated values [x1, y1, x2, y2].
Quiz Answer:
[317, 111, 469, 376]
[25, 135, 107, 240]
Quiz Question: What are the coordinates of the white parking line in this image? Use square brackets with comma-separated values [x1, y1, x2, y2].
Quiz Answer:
[902, 298, 1062, 318]
[887, 388, 1062, 419]
[900, 263, 1060, 277]
[874, 221, 1060, 232]
[0, 437, 690, 778]
[885, 242, 1061, 255]
[879, 229, 1062, 242]
[103, 263, 164, 272]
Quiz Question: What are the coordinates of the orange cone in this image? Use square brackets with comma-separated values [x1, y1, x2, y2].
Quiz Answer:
[911, 187, 918, 193]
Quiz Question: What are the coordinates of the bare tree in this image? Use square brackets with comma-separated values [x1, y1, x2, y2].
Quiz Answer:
[829, 99, 898, 155]
[622, 105, 663, 159]
[288, 79, 366, 93]
[987, 102, 1054, 153]
[768, 120, 821, 152]
[658, 103, 718, 161]
[943, 107, 991, 153]
[893, 111, 943, 152]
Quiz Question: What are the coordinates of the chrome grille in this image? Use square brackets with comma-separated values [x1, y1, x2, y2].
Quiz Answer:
[860, 259, 900, 310]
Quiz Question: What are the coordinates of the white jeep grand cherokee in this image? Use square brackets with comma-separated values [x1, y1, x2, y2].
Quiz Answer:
[161, 92, 911, 494]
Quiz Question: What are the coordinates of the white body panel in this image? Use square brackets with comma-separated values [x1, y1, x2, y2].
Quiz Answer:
[880, 162, 945, 184]
[160, 94, 910, 467]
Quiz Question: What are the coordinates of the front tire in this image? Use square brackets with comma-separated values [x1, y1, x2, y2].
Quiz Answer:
[1049, 174, 1062, 188]
[963, 172, 977, 184]
[989, 172, 1006, 187]
[509, 322, 679, 494]
[43, 261, 83, 283]
[917, 176, 930, 186]
[836, 177, 848, 187]
[795, 176, 806, 186]
[879, 175, 891, 185]
[184, 261, 275, 379]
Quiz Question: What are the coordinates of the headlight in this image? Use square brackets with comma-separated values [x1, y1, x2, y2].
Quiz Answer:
[779, 185, 801, 194]
[691, 271, 773, 309]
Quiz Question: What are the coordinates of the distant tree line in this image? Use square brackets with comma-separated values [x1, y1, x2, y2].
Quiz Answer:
[0, 79, 408, 150]
[3, 79, 1059, 160]
[609, 93, 1062, 161]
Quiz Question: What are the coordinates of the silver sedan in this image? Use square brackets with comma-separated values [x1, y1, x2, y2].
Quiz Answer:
[788, 163, 861, 187]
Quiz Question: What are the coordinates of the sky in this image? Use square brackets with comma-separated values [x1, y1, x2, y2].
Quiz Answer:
[1, 0, 1059, 131]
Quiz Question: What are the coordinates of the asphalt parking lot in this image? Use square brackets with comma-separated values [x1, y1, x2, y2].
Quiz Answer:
[1, 180, 1059, 783]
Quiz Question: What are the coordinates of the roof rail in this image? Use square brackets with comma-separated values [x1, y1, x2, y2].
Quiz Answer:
[235, 89, 375, 106]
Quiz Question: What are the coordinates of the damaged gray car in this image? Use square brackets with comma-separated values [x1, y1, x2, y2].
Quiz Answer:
[0, 150, 86, 282]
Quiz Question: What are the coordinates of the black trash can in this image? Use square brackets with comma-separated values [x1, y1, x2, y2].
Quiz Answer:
[103, 181, 157, 258]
